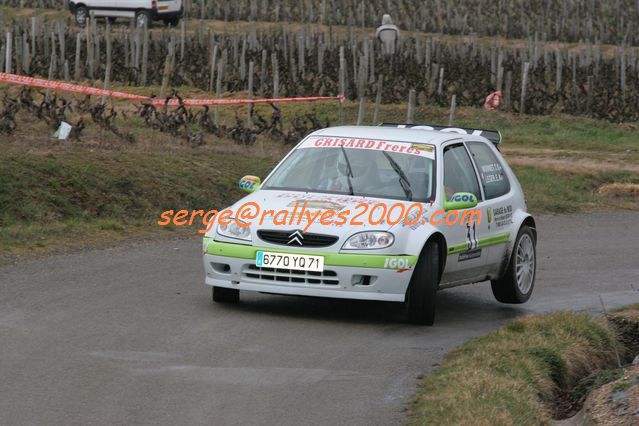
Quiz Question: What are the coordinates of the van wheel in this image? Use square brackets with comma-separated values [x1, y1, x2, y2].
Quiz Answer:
[405, 241, 439, 325]
[212, 286, 239, 304]
[75, 6, 89, 26]
[135, 10, 151, 28]
[491, 226, 536, 303]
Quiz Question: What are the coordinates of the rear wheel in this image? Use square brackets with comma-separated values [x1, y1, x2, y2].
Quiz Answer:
[212, 286, 239, 304]
[405, 241, 439, 325]
[491, 226, 536, 303]
[135, 10, 151, 28]
[75, 6, 89, 26]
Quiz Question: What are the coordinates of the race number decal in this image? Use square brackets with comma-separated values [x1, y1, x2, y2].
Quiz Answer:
[466, 220, 478, 251]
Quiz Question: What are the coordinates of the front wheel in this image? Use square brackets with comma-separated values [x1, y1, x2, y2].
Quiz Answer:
[405, 241, 440, 325]
[212, 286, 239, 304]
[135, 10, 151, 28]
[491, 226, 536, 304]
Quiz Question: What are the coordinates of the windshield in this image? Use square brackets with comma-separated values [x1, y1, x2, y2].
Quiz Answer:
[262, 137, 436, 202]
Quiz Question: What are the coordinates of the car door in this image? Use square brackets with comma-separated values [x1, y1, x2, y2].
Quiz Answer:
[465, 141, 514, 276]
[439, 141, 489, 286]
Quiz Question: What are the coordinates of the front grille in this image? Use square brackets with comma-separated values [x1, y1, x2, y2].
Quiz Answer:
[257, 230, 339, 247]
[242, 265, 339, 285]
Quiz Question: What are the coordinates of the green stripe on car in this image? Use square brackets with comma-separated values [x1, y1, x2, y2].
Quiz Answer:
[447, 232, 510, 255]
[204, 238, 417, 269]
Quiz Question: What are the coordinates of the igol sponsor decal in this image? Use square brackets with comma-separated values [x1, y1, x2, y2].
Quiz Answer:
[451, 193, 477, 203]
[239, 176, 260, 191]
[383, 257, 412, 269]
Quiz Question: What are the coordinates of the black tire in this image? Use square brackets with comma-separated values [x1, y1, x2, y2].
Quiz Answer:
[135, 10, 152, 28]
[212, 286, 239, 304]
[405, 241, 440, 325]
[491, 226, 536, 304]
[75, 6, 89, 27]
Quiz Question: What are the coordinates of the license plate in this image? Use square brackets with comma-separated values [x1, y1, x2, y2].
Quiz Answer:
[255, 251, 324, 272]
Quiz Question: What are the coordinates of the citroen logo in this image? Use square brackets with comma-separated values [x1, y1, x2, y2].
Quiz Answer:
[287, 230, 304, 246]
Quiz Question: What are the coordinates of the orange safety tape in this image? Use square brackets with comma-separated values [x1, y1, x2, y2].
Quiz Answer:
[0, 73, 345, 106]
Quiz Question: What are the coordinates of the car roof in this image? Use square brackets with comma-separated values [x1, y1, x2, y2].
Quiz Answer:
[308, 126, 489, 147]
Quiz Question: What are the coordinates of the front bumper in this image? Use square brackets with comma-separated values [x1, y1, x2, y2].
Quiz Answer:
[203, 241, 417, 302]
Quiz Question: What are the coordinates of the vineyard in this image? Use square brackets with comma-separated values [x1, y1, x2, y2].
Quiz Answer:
[0, 3, 638, 307]
[0, 1, 638, 144]
[6, 0, 639, 45]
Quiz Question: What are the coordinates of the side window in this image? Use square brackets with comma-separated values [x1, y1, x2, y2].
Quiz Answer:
[443, 144, 481, 200]
[467, 142, 511, 199]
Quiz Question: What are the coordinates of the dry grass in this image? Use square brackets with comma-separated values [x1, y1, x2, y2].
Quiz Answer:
[0, 6, 67, 20]
[0, 219, 191, 266]
[409, 312, 619, 425]
[0, 147, 277, 256]
[608, 309, 639, 361]
[598, 184, 639, 198]
[582, 308, 639, 426]
[583, 362, 639, 426]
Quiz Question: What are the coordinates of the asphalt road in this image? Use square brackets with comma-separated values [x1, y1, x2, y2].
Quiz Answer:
[1, 212, 638, 426]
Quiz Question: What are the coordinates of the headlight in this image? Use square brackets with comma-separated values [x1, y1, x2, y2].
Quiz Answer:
[342, 231, 394, 250]
[216, 218, 252, 241]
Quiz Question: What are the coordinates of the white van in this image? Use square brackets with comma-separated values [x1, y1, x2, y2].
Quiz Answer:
[68, 0, 183, 27]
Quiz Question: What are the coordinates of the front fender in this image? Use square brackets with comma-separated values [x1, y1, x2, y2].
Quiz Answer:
[389, 220, 448, 284]
[388, 220, 441, 256]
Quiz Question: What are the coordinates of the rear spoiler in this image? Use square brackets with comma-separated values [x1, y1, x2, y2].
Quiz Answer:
[381, 123, 502, 146]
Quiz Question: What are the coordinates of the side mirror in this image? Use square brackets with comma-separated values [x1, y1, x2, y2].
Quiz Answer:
[239, 176, 261, 193]
[444, 192, 478, 211]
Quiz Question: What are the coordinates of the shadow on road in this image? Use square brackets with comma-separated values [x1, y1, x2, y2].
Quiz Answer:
[206, 286, 526, 327]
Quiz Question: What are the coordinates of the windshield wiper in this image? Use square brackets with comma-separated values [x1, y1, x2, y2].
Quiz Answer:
[339, 145, 355, 195]
[382, 151, 413, 201]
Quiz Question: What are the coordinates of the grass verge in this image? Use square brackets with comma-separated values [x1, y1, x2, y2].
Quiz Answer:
[513, 166, 639, 213]
[0, 149, 276, 257]
[409, 312, 620, 425]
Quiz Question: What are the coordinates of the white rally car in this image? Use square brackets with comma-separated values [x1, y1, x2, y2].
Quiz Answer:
[203, 125, 537, 325]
